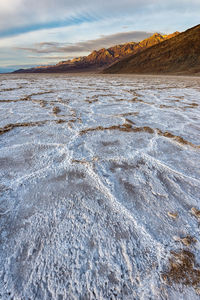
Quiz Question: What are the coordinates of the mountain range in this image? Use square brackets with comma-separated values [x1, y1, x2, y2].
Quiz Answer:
[104, 24, 200, 75]
[13, 32, 179, 73]
[13, 24, 200, 75]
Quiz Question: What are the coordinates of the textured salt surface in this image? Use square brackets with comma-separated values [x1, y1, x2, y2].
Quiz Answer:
[0, 74, 200, 300]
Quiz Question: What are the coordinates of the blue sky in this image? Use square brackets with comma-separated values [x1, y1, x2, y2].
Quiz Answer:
[0, 0, 199, 72]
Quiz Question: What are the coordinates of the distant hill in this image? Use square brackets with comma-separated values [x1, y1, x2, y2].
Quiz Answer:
[13, 32, 179, 73]
[104, 24, 200, 75]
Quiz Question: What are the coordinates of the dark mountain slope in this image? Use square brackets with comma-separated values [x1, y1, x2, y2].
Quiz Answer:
[104, 24, 200, 75]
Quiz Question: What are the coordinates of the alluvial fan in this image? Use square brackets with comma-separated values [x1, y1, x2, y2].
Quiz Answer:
[0, 73, 200, 300]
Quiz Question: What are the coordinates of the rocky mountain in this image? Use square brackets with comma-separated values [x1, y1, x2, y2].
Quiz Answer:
[13, 32, 179, 73]
[104, 24, 200, 75]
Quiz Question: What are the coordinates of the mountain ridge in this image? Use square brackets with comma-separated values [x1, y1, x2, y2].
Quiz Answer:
[13, 31, 179, 73]
[104, 24, 200, 75]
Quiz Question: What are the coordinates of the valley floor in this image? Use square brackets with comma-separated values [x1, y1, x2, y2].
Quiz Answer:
[0, 74, 200, 299]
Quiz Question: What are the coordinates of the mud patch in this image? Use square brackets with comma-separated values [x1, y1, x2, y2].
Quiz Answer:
[162, 250, 200, 289]
[179, 236, 197, 247]
[80, 124, 154, 135]
[53, 106, 61, 115]
[125, 118, 136, 125]
[0, 121, 47, 135]
[0, 86, 24, 92]
[56, 119, 66, 124]
[116, 112, 139, 117]
[191, 207, 200, 220]
[0, 119, 65, 135]
[85, 96, 98, 104]
[156, 129, 200, 149]
[101, 140, 119, 147]
[71, 159, 89, 165]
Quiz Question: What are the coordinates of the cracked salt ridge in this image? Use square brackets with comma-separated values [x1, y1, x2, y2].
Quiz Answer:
[0, 74, 200, 299]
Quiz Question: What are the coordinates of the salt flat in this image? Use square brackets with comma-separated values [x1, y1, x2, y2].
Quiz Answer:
[0, 74, 200, 300]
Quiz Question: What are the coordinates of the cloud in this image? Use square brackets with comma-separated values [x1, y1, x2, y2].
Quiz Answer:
[17, 30, 153, 55]
[0, 0, 200, 69]
[1, 0, 200, 38]
[27, 55, 73, 60]
[0, 0, 139, 35]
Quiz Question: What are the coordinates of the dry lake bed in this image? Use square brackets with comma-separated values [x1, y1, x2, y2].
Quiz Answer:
[0, 74, 200, 299]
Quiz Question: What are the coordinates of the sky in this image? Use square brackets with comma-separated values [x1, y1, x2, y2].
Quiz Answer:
[0, 0, 199, 72]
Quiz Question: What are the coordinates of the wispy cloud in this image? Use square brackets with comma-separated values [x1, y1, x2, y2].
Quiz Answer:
[17, 31, 153, 55]
[0, 0, 200, 38]
[27, 55, 72, 60]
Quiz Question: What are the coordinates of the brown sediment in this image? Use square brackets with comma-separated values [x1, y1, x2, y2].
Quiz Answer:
[79, 124, 155, 135]
[79, 123, 199, 149]
[70, 109, 77, 118]
[101, 140, 119, 146]
[71, 159, 88, 165]
[129, 97, 144, 103]
[115, 98, 128, 102]
[189, 103, 198, 107]
[30, 90, 55, 97]
[167, 212, 178, 219]
[180, 236, 197, 247]
[0, 99, 23, 103]
[191, 207, 200, 220]
[135, 86, 178, 91]
[67, 119, 77, 128]
[116, 112, 139, 117]
[127, 96, 154, 106]
[175, 96, 184, 99]
[127, 90, 141, 98]
[32, 99, 48, 107]
[160, 104, 173, 109]
[125, 118, 136, 125]
[38, 100, 47, 107]
[52, 106, 61, 115]
[0, 96, 30, 103]
[0, 86, 24, 92]
[156, 129, 200, 149]
[0, 90, 55, 102]
[68, 119, 76, 128]
[0, 121, 47, 135]
[0, 119, 66, 135]
[182, 102, 198, 107]
[0, 88, 17, 92]
[0, 98, 47, 106]
[123, 123, 132, 129]
[85, 97, 98, 104]
[72, 157, 98, 164]
[22, 95, 31, 101]
[162, 250, 200, 288]
[77, 117, 82, 123]
[183, 103, 199, 109]
[56, 119, 66, 124]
